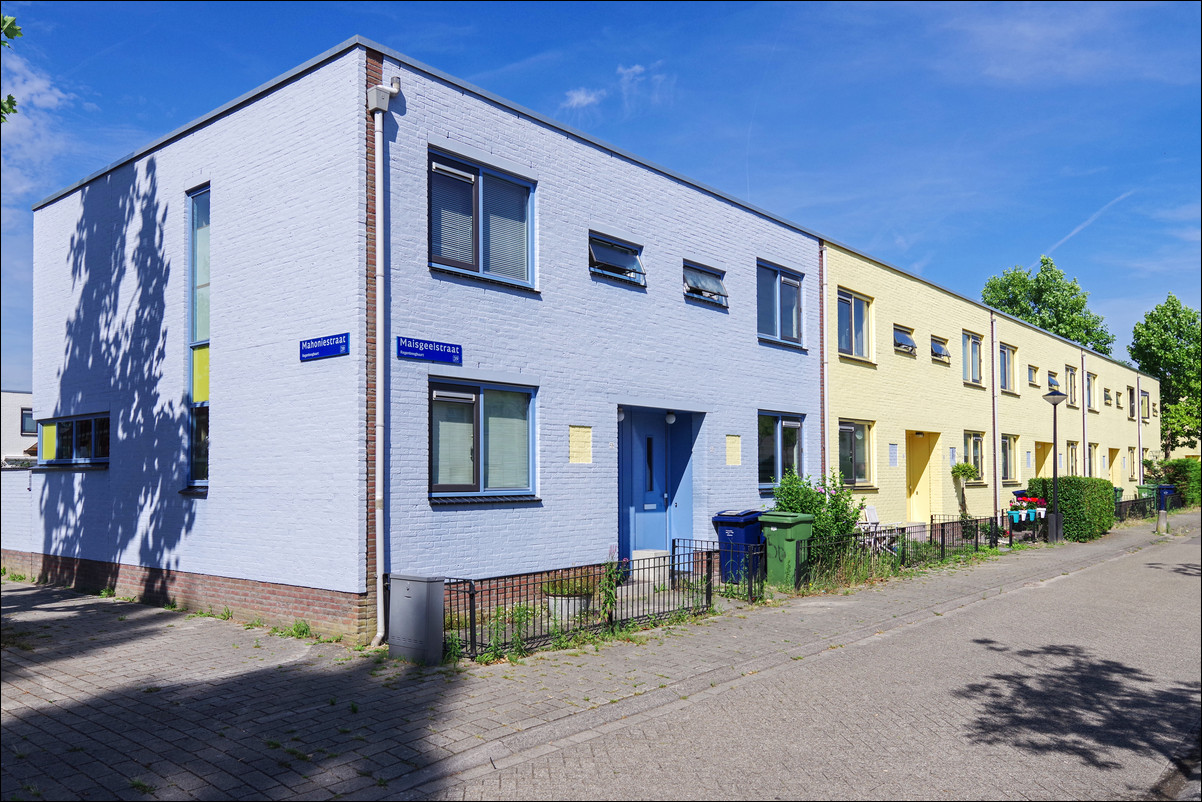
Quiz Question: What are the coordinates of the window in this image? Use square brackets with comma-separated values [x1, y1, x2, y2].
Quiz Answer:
[999, 344, 1016, 392]
[963, 431, 985, 479]
[893, 326, 916, 356]
[758, 413, 803, 487]
[20, 407, 35, 436]
[1067, 441, 1078, 475]
[38, 414, 110, 465]
[757, 262, 803, 343]
[839, 420, 871, 485]
[682, 263, 728, 307]
[430, 382, 534, 494]
[1065, 366, 1078, 406]
[1152, 402, 1158, 417]
[428, 153, 532, 284]
[1028, 365, 1039, 386]
[1104, 388, 1113, 406]
[1116, 390, 1123, 410]
[589, 234, 645, 285]
[1001, 434, 1018, 481]
[931, 337, 951, 363]
[1127, 387, 1136, 419]
[962, 332, 983, 384]
[1086, 443, 1097, 477]
[1129, 447, 1137, 480]
[1048, 371, 1060, 391]
[837, 289, 870, 358]
[189, 188, 210, 484]
[1085, 372, 1097, 410]
[1140, 390, 1150, 420]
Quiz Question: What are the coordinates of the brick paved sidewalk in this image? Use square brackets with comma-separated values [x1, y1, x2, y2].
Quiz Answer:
[3, 510, 1199, 801]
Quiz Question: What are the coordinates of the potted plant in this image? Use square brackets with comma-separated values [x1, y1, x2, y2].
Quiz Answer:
[951, 461, 979, 519]
[541, 575, 596, 624]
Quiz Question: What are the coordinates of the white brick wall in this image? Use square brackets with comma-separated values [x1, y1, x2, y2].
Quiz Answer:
[1, 470, 34, 552]
[382, 58, 823, 577]
[31, 49, 368, 593]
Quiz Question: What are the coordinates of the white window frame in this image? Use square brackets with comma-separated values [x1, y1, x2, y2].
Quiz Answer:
[757, 261, 805, 345]
[963, 332, 983, 385]
[758, 412, 804, 488]
[839, 420, 872, 486]
[999, 344, 1016, 392]
[931, 336, 951, 363]
[588, 233, 645, 285]
[428, 151, 535, 287]
[893, 325, 917, 356]
[682, 262, 729, 307]
[1065, 366, 1078, 406]
[429, 381, 536, 497]
[963, 431, 985, 480]
[837, 289, 871, 359]
[1001, 434, 1019, 481]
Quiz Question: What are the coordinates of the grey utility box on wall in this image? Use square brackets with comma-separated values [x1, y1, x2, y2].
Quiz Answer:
[388, 574, 445, 665]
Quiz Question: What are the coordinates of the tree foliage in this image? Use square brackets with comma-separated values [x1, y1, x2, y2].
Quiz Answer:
[981, 256, 1115, 354]
[1, 13, 22, 123]
[1130, 293, 1201, 454]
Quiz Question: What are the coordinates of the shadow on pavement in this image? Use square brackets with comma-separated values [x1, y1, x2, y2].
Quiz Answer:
[955, 640, 1201, 771]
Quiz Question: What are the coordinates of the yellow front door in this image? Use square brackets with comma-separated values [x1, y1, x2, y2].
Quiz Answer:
[906, 431, 938, 523]
[1035, 442, 1052, 478]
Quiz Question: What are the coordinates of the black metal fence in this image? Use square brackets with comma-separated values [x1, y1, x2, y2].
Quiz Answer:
[1115, 494, 1155, 521]
[444, 547, 721, 661]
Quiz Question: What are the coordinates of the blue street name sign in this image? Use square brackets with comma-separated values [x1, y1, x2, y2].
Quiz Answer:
[300, 333, 350, 362]
[397, 337, 463, 365]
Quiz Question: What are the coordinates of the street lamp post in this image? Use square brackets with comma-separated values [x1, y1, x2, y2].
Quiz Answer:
[1043, 388, 1067, 542]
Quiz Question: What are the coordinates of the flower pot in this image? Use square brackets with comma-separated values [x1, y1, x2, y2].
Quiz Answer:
[1036, 508, 1046, 519]
[1009, 511, 1021, 524]
[546, 594, 592, 624]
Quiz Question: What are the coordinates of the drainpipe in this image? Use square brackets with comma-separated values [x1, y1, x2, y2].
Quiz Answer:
[818, 243, 828, 476]
[989, 313, 999, 521]
[368, 77, 400, 648]
[1136, 375, 1143, 484]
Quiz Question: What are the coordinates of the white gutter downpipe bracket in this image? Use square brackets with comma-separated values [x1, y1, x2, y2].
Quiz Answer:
[369, 77, 400, 648]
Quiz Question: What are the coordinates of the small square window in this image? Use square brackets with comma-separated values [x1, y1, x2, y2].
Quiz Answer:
[931, 337, 951, 363]
[1028, 365, 1039, 386]
[1104, 388, 1113, 406]
[893, 326, 916, 355]
[20, 408, 35, 436]
[682, 263, 728, 307]
[589, 234, 645, 284]
[1047, 371, 1060, 391]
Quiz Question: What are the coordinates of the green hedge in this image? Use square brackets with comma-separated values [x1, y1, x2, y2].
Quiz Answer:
[1160, 459, 1201, 507]
[1027, 477, 1115, 542]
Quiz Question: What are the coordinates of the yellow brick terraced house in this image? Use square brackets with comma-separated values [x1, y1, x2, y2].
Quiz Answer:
[823, 243, 1160, 525]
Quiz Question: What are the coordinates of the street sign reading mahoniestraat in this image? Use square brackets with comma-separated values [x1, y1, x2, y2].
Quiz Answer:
[299, 333, 350, 362]
[397, 337, 463, 365]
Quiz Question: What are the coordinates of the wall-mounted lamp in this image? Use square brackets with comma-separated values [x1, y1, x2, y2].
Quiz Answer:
[665, 411, 676, 425]
[617, 407, 625, 422]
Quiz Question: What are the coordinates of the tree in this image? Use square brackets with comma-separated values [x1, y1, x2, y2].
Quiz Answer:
[2, 12, 22, 123]
[981, 256, 1115, 355]
[1129, 293, 1201, 455]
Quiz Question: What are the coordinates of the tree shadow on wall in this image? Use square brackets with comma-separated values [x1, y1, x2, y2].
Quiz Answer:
[954, 640, 1201, 771]
[39, 157, 198, 606]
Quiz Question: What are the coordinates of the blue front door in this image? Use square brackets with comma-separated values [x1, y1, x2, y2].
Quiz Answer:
[631, 408, 669, 552]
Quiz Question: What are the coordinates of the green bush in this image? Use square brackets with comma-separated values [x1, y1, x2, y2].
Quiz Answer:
[1160, 458, 1201, 507]
[773, 469, 864, 542]
[1027, 477, 1114, 542]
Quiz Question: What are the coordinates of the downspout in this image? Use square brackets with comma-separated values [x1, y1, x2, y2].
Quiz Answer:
[1081, 351, 1088, 478]
[819, 243, 828, 476]
[368, 77, 401, 648]
[1136, 375, 1143, 484]
[989, 313, 1000, 521]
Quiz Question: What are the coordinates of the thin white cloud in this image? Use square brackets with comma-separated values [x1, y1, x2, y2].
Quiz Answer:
[561, 87, 606, 110]
[1037, 190, 1135, 263]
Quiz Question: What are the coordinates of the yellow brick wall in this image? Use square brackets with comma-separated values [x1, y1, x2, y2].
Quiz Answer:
[824, 243, 1160, 525]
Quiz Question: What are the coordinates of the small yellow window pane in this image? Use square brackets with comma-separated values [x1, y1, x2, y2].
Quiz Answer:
[569, 426, 592, 464]
[726, 435, 741, 466]
[41, 422, 57, 461]
[192, 345, 210, 403]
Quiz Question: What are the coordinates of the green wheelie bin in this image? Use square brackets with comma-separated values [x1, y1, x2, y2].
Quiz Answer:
[758, 511, 814, 590]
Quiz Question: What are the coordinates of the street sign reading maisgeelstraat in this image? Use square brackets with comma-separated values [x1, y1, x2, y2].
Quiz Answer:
[397, 337, 462, 364]
[300, 333, 350, 362]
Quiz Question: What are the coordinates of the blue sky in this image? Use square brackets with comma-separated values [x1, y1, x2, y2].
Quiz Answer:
[2, 1, 1199, 390]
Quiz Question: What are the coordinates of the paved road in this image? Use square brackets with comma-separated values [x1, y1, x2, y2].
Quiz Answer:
[3, 512, 1199, 801]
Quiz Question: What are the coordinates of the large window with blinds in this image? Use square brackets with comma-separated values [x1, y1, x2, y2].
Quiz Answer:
[429, 382, 535, 495]
[428, 152, 533, 285]
[189, 188, 210, 485]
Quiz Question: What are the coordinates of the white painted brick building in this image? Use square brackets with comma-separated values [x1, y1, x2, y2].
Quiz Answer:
[9, 37, 824, 640]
